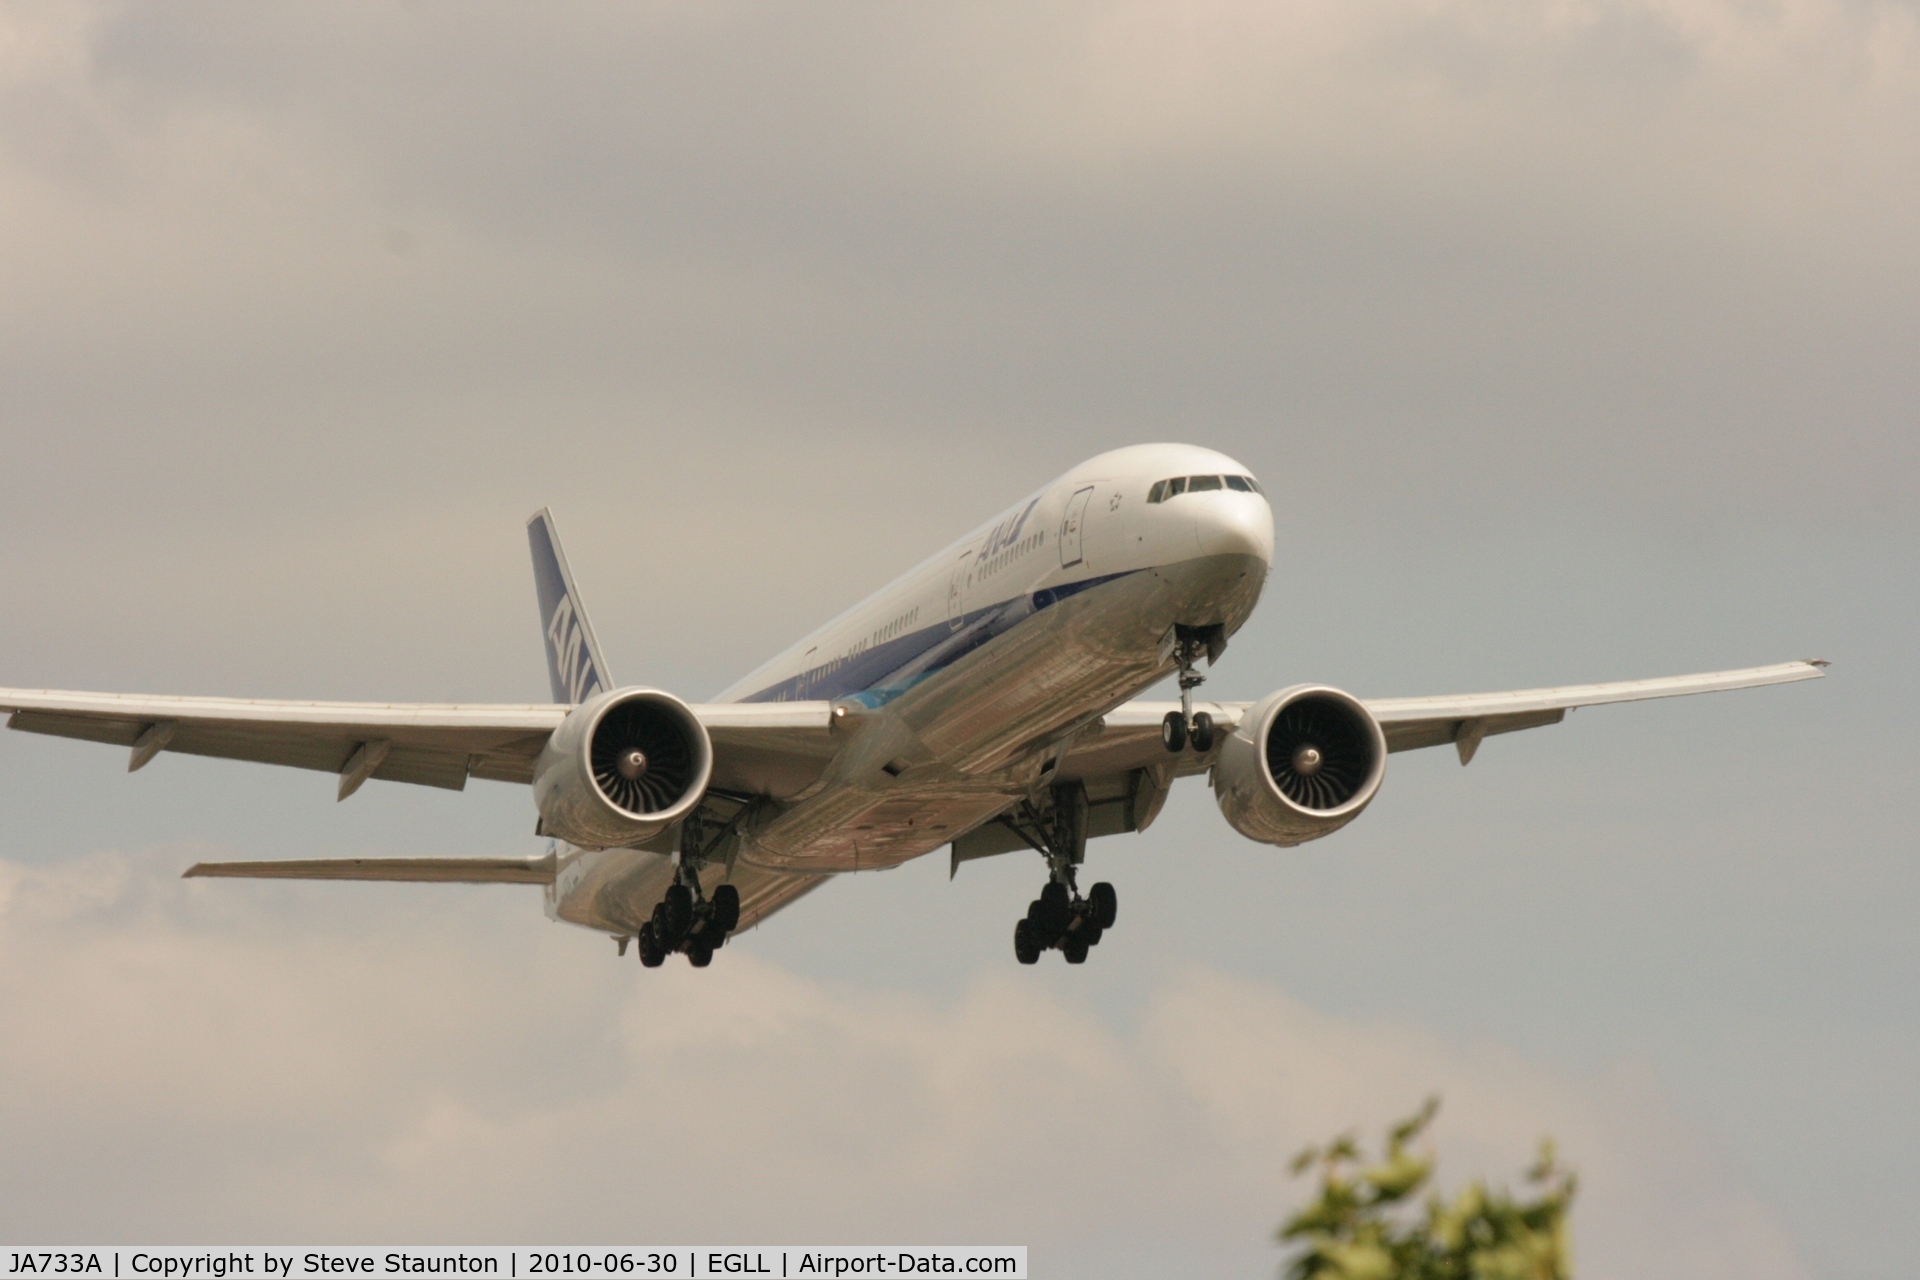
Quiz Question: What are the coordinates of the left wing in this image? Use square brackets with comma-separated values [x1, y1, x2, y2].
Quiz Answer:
[1044, 660, 1828, 841]
[0, 689, 836, 797]
[1358, 660, 1828, 762]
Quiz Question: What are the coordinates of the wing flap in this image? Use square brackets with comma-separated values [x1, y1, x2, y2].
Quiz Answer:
[7, 709, 143, 748]
[1377, 708, 1566, 755]
[183, 855, 557, 884]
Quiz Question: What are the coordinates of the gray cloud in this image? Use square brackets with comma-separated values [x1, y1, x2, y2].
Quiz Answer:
[3, 1, 1914, 534]
[0, 850, 1808, 1280]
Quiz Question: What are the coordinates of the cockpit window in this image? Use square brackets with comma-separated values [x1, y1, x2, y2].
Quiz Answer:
[1149, 473, 1263, 502]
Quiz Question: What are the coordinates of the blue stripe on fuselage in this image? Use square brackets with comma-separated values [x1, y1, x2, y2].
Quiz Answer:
[740, 569, 1139, 707]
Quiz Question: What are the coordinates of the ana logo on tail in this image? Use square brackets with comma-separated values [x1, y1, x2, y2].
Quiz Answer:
[546, 596, 601, 704]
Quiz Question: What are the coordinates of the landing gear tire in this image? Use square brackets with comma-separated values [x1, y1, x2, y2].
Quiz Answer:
[663, 883, 694, 938]
[1089, 881, 1118, 930]
[1062, 937, 1090, 964]
[1189, 711, 1215, 753]
[1014, 919, 1041, 965]
[1025, 899, 1054, 945]
[711, 883, 741, 934]
[636, 922, 666, 968]
[1161, 709, 1188, 753]
[1039, 881, 1072, 934]
[1079, 923, 1104, 948]
[686, 938, 714, 967]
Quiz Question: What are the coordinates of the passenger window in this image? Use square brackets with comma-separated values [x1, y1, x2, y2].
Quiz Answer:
[1189, 475, 1223, 492]
[1166, 476, 1187, 497]
[1224, 475, 1252, 492]
[1148, 480, 1167, 503]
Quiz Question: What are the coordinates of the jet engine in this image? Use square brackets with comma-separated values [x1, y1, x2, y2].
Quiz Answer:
[532, 688, 712, 849]
[1213, 684, 1387, 846]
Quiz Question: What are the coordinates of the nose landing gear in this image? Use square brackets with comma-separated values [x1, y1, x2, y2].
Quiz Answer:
[1161, 623, 1224, 754]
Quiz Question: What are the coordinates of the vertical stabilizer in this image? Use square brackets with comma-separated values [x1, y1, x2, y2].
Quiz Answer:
[527, 508, 613, 704]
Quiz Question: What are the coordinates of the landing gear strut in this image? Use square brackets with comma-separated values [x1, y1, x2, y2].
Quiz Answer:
[637, 810, 744, 968]
[1004, 781, 1121, 966]
[1161, 623, 1224, 754]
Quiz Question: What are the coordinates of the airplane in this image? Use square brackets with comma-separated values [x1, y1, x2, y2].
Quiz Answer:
[0, 443, 1826, 967]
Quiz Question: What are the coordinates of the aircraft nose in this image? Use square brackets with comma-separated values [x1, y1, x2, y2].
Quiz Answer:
[1194, 491, 1274, 564]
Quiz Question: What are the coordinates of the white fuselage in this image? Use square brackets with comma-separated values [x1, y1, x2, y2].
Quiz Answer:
[548, 443, 1274, 932]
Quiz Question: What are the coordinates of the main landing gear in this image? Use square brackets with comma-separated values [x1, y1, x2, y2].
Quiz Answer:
[1006, 781, 1121, 965]
[636, 877, 739, 968]
[636, 813, 742, 968]
[1161, 623, 1225, 754]
[1014, 878, 1118, 965]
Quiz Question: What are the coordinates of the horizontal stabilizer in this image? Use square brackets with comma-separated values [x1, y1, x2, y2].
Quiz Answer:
[183, 855, 556, 884]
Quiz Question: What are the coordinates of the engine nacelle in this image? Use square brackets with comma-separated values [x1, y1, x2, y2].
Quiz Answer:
[1214, 684, 1387, 846]
[532, 688, 713, 850]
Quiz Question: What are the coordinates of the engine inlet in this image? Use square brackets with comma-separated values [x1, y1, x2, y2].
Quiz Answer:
[1265, 693, 1377, 810]
[591, 700, 697, 813]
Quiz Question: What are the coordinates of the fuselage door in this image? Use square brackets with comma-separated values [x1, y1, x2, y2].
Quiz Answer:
[1059, 486, 1095, 569]
[947, 549, 973, 632]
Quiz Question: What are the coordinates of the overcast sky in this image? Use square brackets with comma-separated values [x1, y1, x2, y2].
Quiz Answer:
[1, 3, 1915, 1278]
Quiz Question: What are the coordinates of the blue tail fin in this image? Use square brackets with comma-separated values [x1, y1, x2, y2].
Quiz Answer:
[527, 508, 613, 704]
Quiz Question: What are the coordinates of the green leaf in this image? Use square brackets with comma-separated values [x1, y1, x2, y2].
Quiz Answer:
[1361, 1151, 1432, 1203]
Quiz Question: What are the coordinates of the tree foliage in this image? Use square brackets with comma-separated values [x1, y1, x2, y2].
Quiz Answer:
[1278, 1097, 1576, 1280]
